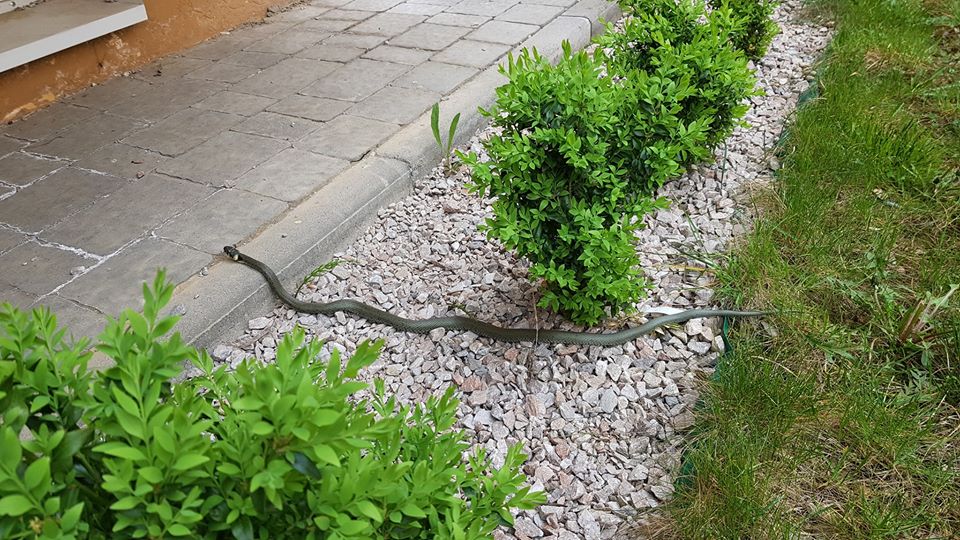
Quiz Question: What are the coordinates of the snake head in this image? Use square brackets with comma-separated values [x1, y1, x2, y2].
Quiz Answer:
[223, 246, 241, 261]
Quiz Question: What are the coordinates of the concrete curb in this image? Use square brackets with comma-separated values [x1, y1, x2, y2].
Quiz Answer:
[175, 1, 622, 349]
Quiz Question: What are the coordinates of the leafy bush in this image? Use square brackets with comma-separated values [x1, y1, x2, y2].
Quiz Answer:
[714, 0, 780, 60]
[463, 44, 716, 324]
[601, 0, 758, 150]
[0, 273, 543, 539]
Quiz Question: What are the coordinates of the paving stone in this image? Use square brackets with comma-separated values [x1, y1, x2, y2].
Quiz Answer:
[0, 153, 66, 186]
[310, 0, 354, 6]
[0, 227, 27, 255]
[60, 238, 210, 314]
[233, 58, 340, 98]
[0, 168, 126, 233]
[242, 22, 299, 39]
[425, 12, 489, 26]
[74, 143, 169, 179]
[409, 0, 460, 5]
[193, 91, 278, 116]
[297, 17, 358, 32]
[134, 56, 213, 82]
[233, 148, 349, 201]
[389, 23, 469, 50]
[184, 61, 264, 83]
[322, 33, 386, 48]
[231, 111, 322, 141]
[244, 30, 328, 55]
[43, 175, 214, 256]
[182, 35, 258, 60]
[67, 77, 154, 110]
[496, 2, 562, 24]
[269, 4, 331, 22]
[220, 50, 287, 68]
[447, 0, 518, 16]
[122, 109, 243, 156]
[467, 20, 538, 44]
[0, 136, 26, 157]
[431, 39, 510, 67]
[342, 0, 404, 10]
[298, 114, 399, 160]
[393, 61, 478, 93]
[1, 104, 97, 141]
[0, 242, 92, 295]
[387, 2, 446, 15]
[109, 79, 227, 122]
[363, 44, 433, 65]
[322, 8, 377, 20]
[0, 284, 34, 309]
[348, 86, 439, 123]
[349, 12, 425, 36]
[27, 114, 146, 160]
[159, 131, 289, 187]
[0, 184, 13, 200]
[31, 294, 106, 344]
[297, 43, 366, 62]
[520, 0, 576, 6]
[301, 59, 410, 101]
[158, 189, 288, 254]
[267, 95, 352, 121]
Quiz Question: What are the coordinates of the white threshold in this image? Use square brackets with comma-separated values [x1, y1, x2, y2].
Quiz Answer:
[0, 0, 148, 74]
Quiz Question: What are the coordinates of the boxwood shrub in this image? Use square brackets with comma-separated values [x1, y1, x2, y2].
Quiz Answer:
[0, 273, 543, 539]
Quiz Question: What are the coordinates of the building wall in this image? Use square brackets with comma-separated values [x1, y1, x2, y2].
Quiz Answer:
[1, 0, 290, 122]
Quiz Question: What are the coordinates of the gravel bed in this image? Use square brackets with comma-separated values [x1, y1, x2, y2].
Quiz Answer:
[210, 3, 830, 537]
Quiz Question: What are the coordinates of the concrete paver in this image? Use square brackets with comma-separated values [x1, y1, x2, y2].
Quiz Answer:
[0, 0, 619, 347]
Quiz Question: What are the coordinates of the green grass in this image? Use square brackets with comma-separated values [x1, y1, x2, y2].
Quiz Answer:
[638, 0, 960, 537]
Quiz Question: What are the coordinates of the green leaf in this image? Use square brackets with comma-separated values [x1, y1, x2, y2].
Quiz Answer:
[110, 496, 140, 511]
[0, 495, 35, 516]
[138, 466, 164, 484]
[401, 502, 427, 518]
[60, 502, 84, 530]
[94, 442, 147, 461]
[232, 397, 263, 410]
[355, 500, 382, 523]
[251, 421, 273, 436]
[172, 454, 209, 471]
[167, 523, 192, 536]
[24, 457, 51, 494]
[313, 444, 340, 467]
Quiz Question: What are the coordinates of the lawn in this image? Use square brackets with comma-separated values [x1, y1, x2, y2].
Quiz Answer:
[646, 0, 960, 537]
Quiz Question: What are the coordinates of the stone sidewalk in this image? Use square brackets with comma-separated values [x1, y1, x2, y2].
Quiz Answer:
[0, 0, 618, 348]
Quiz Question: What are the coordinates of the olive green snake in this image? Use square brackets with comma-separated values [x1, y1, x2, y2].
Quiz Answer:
[225, 246, 768, 345]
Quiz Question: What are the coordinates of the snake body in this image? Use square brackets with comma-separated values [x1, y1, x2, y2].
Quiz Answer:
[225, 246, 768, 346]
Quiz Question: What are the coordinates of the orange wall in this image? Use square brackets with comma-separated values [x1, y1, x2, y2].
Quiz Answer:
[0, 0, 291, 122]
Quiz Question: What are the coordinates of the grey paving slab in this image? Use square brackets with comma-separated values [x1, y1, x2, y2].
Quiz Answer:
[521, 0, 576, 6]
[192, 91, 278, 116]
[67, 77, 154, 110]
[388, 2, 446, 15]
[0, 168, 127, 233]
[0, 153, 65, 186]
[322, 8, 378, 20]
[297, 17, 358, 31]
[243, 22, 300, 39]
[183, 35, 259, 60]
[393, 61, 478, 93]
[0, 184, 14, 199]
[467, 19, 538, 44]
[134, 56, 213, 82]
[0, 242, 93, 296]
[233, 148, 350, 201]
[31, 294, 105, 344]
[1, 104, 97, 142]
[220, 50, 288, 68]
[159, 131, 289, 187]
[322, 33, 387, 48]
[349, 12, 425, 36]
[27, 114, 146, 160]
[43, 174, 214, 256]
[0, 136, 26, 157]
[301, 59, 411, 101]
[343, 0, 404, 10]
[122, 109, 243, 157]
[297, 43, 366, 62]
[74, 144, 169, 180]
[267, 95, 352, 121]
[0, 227, 27, 255]
[447, 0, 518, 15]
[109, 79, 228, 122]
[244, 30, 329, 55]
[348, 86, 440, 123]
[432, 39, 510, 67]
[496, 2, 563, 23]
[183, 61, 264, 83]
[298, 114, 399, 160]
[363, 44, 434, 65]
[425, 12, 489, 26]
[60, 238, 210, 315]
[389, 23, 470, 50]
[231, 112, 322, 141]
[158, 189, 288, 254]
[0, 285, 34, 310]
[233, 58, 340, 98]
[269, 4, 332, 22]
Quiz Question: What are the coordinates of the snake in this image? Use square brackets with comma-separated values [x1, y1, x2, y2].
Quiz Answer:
[225, 246, 769, 346]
